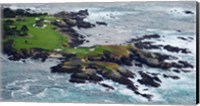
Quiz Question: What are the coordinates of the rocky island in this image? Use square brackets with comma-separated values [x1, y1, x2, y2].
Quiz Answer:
[2, 7, 195, 101]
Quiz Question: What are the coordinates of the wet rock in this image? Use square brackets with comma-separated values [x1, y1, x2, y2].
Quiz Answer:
[128, 34, 160, 43]
[69, 68, 103, 83]
[69, 78, 86, 83]
[163, 45, 191, 54]
[96, 21, 107, 26]
[154, 53, 177, 61]
[120, 56, 132, 66]
[99, 83, 114, 90]
[163, 74, 180, 80]
[178, 60, 194, 68]
[140, 93, 153, 101]
[98, 69, 137, 91]
[77, 21, 95, 29]
[117, 67, 135, 78]
[31, 52, 49, 62]
[177, 37, 187, 41]
[181, 70, 191, 73]
[138, 71, 160, 87]
[135, 62, 143, 67]
[134, 91, 153, 101]
[173, 69, 180, 73]
[143, 88, 148, 91]
[177, 30, 181, 32]
[51, 64, 81, 73]
[188, 37, 194, 40]
[134, 41, 162, 50]
[184, 10, 194, 14]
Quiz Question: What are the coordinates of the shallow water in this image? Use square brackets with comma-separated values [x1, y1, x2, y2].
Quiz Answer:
[1, 1, 196, 104]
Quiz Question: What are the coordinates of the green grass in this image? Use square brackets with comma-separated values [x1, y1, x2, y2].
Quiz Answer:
[4, 16, 134, 62]
[64, 45, 132, 58]
[4, 16, 67, 51]
[64, 45, 110, 58]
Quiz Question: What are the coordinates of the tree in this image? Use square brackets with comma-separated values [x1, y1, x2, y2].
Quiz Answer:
[25, 40, 28, 44]
[18, 25, 28, 36]
[21, 25, 28, 32]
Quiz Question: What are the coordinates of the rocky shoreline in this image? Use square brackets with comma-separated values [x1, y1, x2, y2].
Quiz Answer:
[2, 8, 195, 101]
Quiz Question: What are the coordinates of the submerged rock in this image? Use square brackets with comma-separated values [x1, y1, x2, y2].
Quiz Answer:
[177, 37, 188, 41]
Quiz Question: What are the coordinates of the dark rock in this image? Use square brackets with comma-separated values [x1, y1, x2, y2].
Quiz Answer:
[51, 64, 81, 73]
[96, 21, 107, 26]
[181, 49, 191, 54]
[142, 34, 160, 39]
[163, 45, 180, 53]
[163, 74, 180, 80]
[178, 60, 194, 68]
[173, 69, 180, 73]
[138, 71, 160, 87]
[177, 37, 187, 41]
[153, 76, 162, 83]
[184, 10, 194, 14]
[31, 52, 49, 62]
[128, 34, 160, 43]
[134, 41, 162, 50]
[140, 93, 153, 101]
[135, 62, 143, 67]
[120, 56, 132, 66]
[98, 69, 137, 91]
[77, 21, 95, 29]
[117, 67, 135, 78]
[70, 72, 103, 82]
[99, 83, 114, 90]
[163, 45, 191, 54]
[154, 53, 177, 61]
[134, 91, 153, 101]
[188, 37, 194, 40]
[181, 70, 191, 73]
[143, 89, 148, 91]
[69, 78, 86, 83]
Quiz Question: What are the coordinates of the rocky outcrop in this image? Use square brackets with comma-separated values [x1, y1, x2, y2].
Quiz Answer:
[54, 9, 95, 29]
[52, 9, 97, 47]
[134, 41, 162, 50]
[138, 71, 161, 87]
[163, 45, 191, 54]
[128, 34, 160, 43]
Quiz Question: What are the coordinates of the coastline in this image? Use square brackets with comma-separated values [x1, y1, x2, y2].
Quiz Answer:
[0, 2, 197, 104]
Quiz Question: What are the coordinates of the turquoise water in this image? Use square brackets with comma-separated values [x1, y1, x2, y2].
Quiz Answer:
[1, 1, 196, 104]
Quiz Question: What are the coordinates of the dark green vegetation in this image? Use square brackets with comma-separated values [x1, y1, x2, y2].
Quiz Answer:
[3, 16, 67, 50]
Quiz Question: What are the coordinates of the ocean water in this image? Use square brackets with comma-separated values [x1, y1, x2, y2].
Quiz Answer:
[1, 1, 196, 104]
